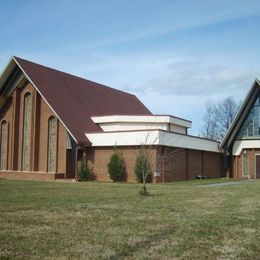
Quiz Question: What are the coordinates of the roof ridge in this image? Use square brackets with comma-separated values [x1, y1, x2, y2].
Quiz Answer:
[13, 56, 137, 97]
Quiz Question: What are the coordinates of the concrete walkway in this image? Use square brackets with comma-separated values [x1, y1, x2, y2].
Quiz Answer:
[199, 180, 255, 187]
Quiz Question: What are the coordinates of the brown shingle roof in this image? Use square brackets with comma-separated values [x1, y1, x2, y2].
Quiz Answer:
[14, 57, 152, 145]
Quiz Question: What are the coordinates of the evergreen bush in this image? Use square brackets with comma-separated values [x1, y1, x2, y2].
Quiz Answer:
[77, 153, 94, 181]
[107, 149, 125, 182]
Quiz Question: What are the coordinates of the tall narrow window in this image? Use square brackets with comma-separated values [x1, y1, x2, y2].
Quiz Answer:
[0, 121, 8, 170]
[48, 116, 57, 172]
[242, 153, 249, 176]
[22, 93, 32, 171]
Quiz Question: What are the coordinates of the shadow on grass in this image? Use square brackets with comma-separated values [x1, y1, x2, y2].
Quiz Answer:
[108, 226, 177, 259]
[138, 192, 164, 198]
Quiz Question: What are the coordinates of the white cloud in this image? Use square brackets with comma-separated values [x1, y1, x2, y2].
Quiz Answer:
[137, 60, 257, 97]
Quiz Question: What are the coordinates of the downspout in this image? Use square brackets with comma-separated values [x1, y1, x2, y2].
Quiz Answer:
[186, 149, 189, 180]
[162, 156, 165, 184]
[202, 151, 204, 177]
[74, 145, 79, 181]
[224, 147, 230, 179]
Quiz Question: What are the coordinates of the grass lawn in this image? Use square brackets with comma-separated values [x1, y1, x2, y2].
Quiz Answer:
[0, 179, 259, 259]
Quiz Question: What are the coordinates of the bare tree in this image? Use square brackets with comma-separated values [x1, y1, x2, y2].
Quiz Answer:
[201, 97, 240, 141]
[202, 101, 219, 140]
[134, 130, 158, 195]
[135, 144, 152, 195]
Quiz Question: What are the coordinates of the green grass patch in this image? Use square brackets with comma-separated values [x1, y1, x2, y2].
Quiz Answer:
[0, 179, 259, 259]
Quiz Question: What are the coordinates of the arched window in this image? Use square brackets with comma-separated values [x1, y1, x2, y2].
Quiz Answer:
[0, 121, 8, 170]
[22, 93, 32, 171]
[48, 116, 57, 172]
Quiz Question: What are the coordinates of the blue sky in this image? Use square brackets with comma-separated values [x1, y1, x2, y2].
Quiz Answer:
[1, 0, 260, 134]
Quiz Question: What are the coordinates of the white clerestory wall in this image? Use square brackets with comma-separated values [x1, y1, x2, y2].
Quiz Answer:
[91, 115, 191, 134]
[86, 115, 221, 153]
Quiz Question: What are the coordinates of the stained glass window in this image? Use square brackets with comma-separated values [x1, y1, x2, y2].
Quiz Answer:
[48, 117, 57, 172]
[0, 121, 8, 170]
[22, 93, 32, 171]
[242, 154, 249, 176]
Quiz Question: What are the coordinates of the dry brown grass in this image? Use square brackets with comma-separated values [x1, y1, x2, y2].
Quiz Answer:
[0, 179, 259, 259]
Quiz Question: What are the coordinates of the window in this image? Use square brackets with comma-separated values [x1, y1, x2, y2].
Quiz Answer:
[66, 133, 72, 149]
[48, 116, 57, 172]
[237, 96, 260, 139]
[242, 153, 249, 176]
[0, 121, 8, 170]
[22, 93, 32, 171]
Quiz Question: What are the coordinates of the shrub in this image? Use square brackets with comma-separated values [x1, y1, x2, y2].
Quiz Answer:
[134, 151, 152, 183]
[107, 149, 125, 182]
[77, 153, 94, 181]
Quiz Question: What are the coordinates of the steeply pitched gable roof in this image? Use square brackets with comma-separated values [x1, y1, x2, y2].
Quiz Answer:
[1, 56, 152, 145]
[220, 79, 260, 150]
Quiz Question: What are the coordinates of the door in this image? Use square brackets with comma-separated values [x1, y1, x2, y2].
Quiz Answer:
[255, 155, 260, 178]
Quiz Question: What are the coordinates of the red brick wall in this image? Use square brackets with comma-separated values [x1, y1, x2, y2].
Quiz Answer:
[87, 146, 157, 182]
[156, 147, 187, 181]
[188, 150, 203, 179]
[203, 151, 223, 178]
[86, 146, 223, 183]
[156, 146, 223, 182]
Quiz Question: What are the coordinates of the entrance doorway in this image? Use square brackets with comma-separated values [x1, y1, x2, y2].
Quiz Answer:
[255, 155, 260, 178]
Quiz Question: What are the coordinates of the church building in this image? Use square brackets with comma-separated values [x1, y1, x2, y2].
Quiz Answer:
[0, 57, 228, 182]
[220, 79, 260, 179]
